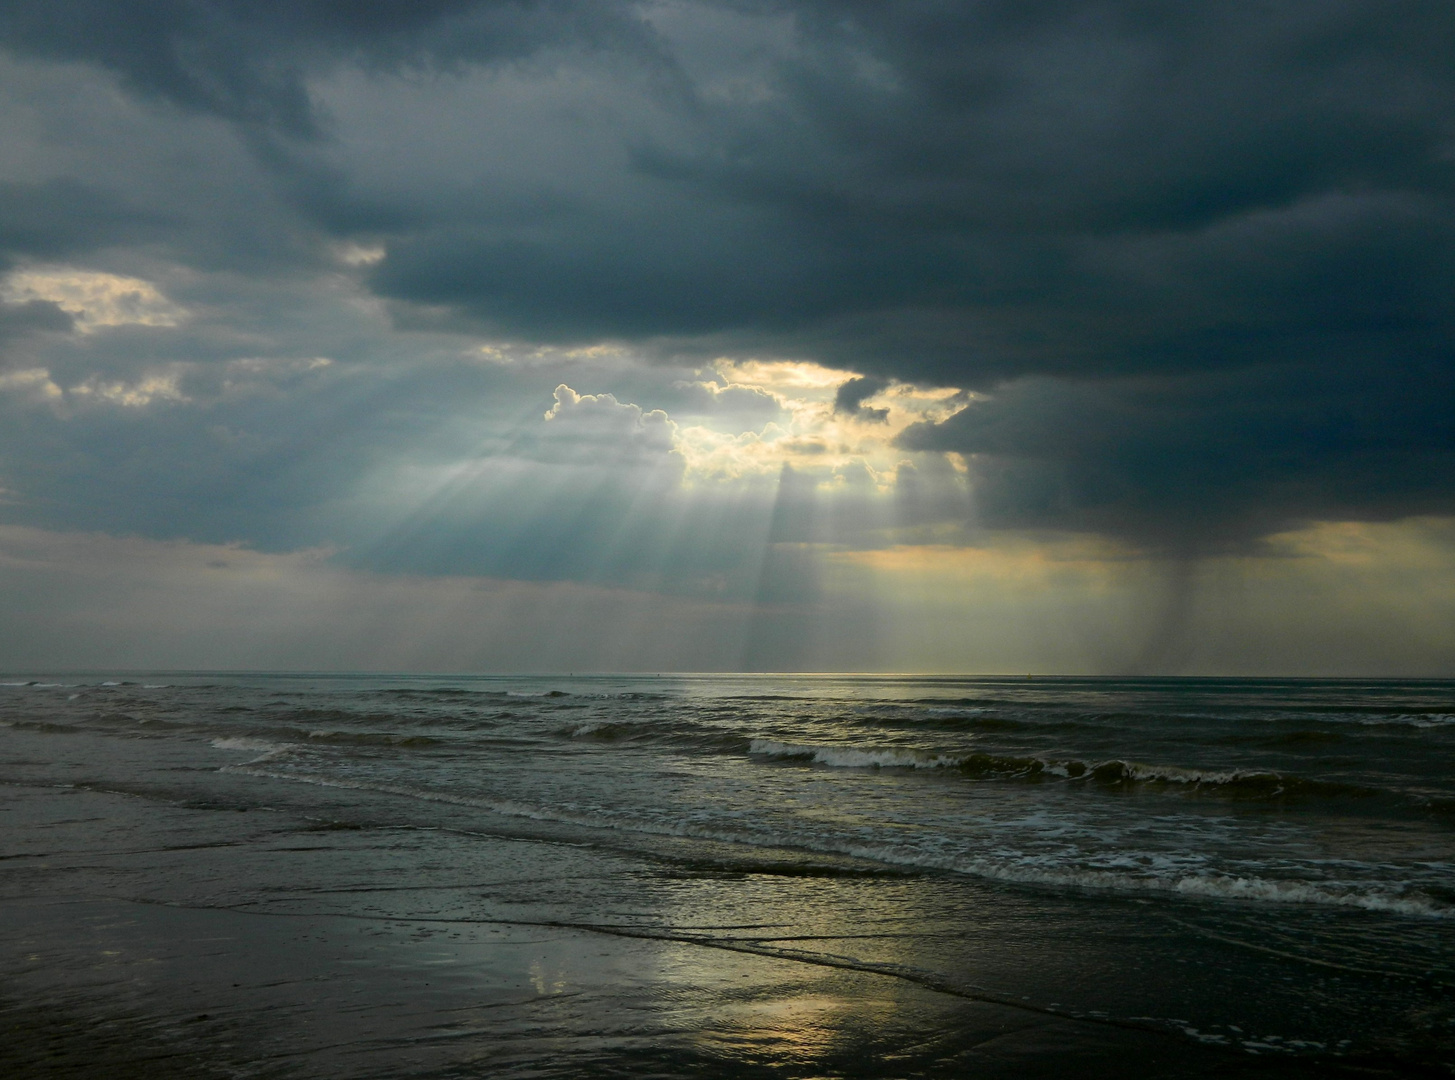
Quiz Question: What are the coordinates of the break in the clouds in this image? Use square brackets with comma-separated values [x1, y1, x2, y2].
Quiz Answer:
[0, 2, 1452, 671]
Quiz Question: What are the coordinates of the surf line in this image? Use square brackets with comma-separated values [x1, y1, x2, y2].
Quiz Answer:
[109, 894, 1207, 1044]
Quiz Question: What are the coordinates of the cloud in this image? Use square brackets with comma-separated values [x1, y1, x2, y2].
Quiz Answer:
[0, 523, 767, 671]
[898, 360, 1455, 552]
[326, 3, 1455, 544]
[833, 374, 889, 422]
[666, 379, 785, 420]
[0, 0, 1451, 566]
[0, 298, 72, 339]
[0, 266, 185, 331]
[5, 510, 1454, 674]
[509, 383, 684, 469]
[0, 366, 62, 403]
[0, 177, 162, 268]
[0, 1, 653, 133]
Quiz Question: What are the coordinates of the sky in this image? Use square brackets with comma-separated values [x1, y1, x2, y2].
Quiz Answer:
[0, 1, 1453, 674]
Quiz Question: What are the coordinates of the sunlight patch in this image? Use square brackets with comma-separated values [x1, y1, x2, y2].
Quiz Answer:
[0, 266, 185, 332]
[668, 361, 966, 485]
[334, 242, 386, 266]
[714, 358, 850, 393]
[0, 367, 63, 401]
[69, 371, 187, 407]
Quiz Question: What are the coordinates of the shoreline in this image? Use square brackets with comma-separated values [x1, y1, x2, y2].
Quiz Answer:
[3, 675, 1452, 1076]
[1, 779, 1447, 1078]
[9, 893, 1429, 1080]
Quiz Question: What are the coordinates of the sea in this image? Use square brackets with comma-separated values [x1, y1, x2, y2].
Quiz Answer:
[2, 673, 1452, 1077]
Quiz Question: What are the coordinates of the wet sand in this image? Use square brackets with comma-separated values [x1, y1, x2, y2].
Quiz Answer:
[3, 773, 1448, 1078]
[5, 674, 1455, 1077]
[0, 893, 1197, 1079]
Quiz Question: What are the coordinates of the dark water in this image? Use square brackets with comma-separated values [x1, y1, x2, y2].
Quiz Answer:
[2, 674, 1452, 1077]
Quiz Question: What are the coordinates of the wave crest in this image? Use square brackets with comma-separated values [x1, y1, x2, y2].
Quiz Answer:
[746, 740, 1381, 802]
[750, 739, 964, 770]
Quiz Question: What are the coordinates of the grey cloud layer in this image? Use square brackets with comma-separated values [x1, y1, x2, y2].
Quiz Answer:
[1, 1, 1452, 552]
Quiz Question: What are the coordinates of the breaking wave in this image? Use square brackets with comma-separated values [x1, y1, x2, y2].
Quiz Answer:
[219, 762, 1455, 920]
[749, 739, 962, 770]
[746, 740, 1381, 801]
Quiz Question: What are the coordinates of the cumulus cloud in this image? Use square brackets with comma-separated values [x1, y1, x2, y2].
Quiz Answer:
[666, 379, 786, 420]
[510, 383, 684, 468]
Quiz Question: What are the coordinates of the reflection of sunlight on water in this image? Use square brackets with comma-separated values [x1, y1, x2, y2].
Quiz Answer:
[702, 993, 863, 1065]
[645, 878, 925, 1071]
[529, 958, 569, 996]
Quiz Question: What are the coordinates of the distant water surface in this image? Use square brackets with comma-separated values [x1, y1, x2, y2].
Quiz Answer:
[2, 674, 1452, 1076]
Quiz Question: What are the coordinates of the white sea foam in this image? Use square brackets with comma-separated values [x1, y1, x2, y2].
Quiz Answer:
[749, 738, 962, 770]
[226, 763, 1454, 920]
[1121, 762, 1247, 785]
[212, 736, 280, 751]
[749, 743, 1294, 789]
[571, 721, 624, 737]
[211, 736, 290, 763]
[1381, 713, 1455, 728]
[1166, 873, 1447, 916]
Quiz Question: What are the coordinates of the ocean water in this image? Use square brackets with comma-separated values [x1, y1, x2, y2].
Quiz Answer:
[2, 673, 1453, 1077]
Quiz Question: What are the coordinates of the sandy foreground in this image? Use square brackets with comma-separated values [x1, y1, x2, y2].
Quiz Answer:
[2, 764, 1445, 1079]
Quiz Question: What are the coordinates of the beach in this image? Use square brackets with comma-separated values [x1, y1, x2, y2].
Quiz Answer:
[2, 674, 1452, 1077]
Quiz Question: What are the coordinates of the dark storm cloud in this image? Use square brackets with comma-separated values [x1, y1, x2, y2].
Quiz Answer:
[833, 375, 889, 422]
[347, 2, 1455, 545]
[0, 178, 162, 267]
[0, 299, 72, 338]
[899, 361, 1455, 551]
[2, 1, 1453, 548]
[0, 0, 648, 132]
